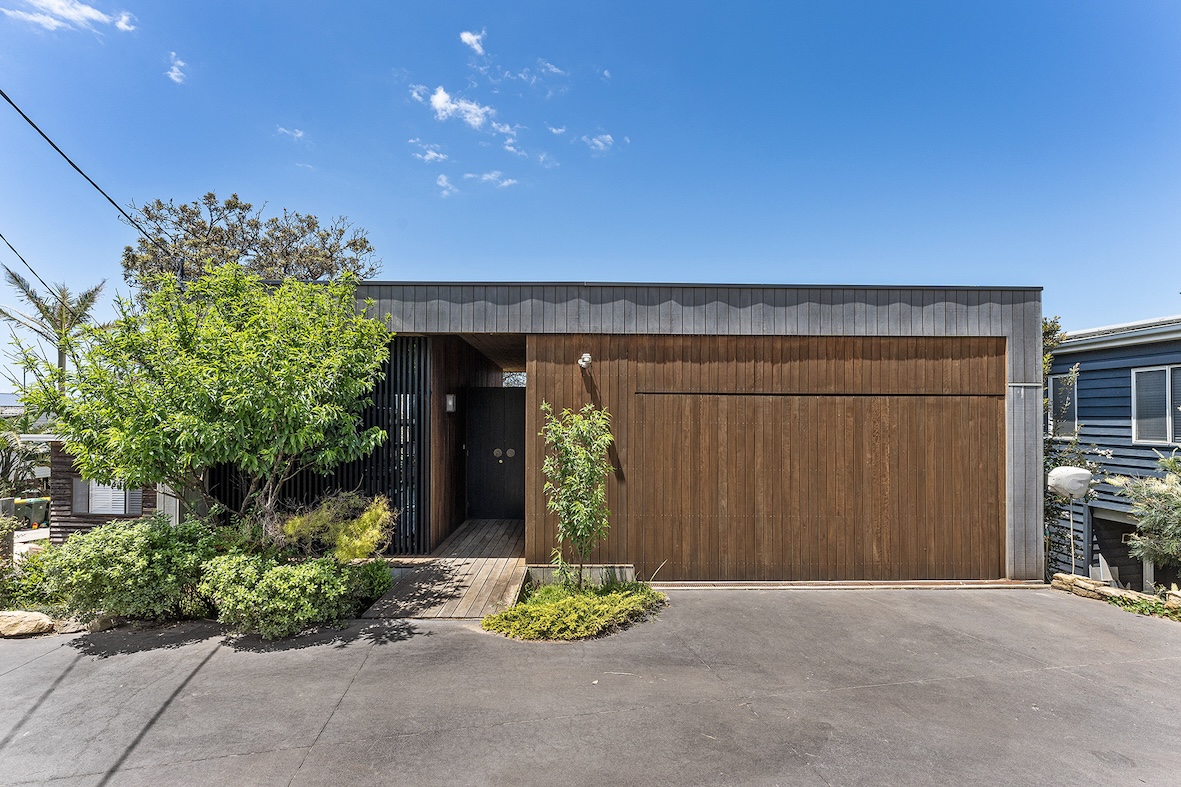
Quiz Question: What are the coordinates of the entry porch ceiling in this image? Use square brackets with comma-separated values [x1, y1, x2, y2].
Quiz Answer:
[458, 333, 526, 372]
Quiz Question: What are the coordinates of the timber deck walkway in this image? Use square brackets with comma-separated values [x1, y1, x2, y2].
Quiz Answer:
[363, 519, 526, 620]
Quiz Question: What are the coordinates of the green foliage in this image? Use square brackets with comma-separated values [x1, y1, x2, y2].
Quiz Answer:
[0, 428, 47, 498]
[1110, 453, 1181, 567]
[0, 548, 60, 613]
[540, 401, 614, 586]
[121, 192, 381, 289]
[347, 559, 394, 603]
[1042, 316, 1106, 579]
[1106, 593, 1181, 623]
[481, 580, 665, 641]
[17, 262, 393, 528]
[0, 264, 105, 375]
[282, 492, 395, 561]
[37, 515, 216, 620]
[199, 554, 390, 639]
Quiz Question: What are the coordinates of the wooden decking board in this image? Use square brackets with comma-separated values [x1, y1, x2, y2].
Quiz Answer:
[363, 519, 526, 619]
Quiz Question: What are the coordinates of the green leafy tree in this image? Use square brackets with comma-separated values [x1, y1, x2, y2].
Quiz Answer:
[17, 263, 392, 530]
[0, 425, 46, 497]
[540, 401, 614, 589]
[0, 265, 104, 375]
[121, 192, 381, 288]
[1110, 454, 1181, 569]
[1042, 315, 1106, 578]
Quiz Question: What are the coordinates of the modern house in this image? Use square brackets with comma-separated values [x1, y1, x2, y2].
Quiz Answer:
[207, 283, 1044, 583]
[1048, 314, 1181, 591]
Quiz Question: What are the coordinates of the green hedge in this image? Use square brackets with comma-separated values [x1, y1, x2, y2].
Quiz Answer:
[199, 554, 391, 639]
[38, 515, 216, 620]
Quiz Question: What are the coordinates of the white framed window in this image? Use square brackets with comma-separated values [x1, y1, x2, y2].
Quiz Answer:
[1047, 374, 1077, 438]
[71, 478, 143, 516]
[1131, 365, 1181, 444]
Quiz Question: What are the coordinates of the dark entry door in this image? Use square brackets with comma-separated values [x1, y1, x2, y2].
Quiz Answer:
[466, 388, 526, 519]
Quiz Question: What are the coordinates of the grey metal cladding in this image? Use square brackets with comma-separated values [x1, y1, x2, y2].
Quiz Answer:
[356, 283, 1041, 371]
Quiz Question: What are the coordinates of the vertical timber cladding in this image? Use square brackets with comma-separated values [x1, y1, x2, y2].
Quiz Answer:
[526, 334, 1007, 581]
[208, 336, 431, 555]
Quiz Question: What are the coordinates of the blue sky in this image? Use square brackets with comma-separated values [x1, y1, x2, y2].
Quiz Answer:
[1, 0, 1179, 364]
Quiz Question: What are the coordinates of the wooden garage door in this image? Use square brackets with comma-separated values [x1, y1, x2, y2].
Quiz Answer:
[526, 335, 1006, 581]
[631, 393, 1004, 581]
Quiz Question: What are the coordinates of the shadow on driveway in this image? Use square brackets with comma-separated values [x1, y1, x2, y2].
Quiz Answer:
[65, 617, 425, 658]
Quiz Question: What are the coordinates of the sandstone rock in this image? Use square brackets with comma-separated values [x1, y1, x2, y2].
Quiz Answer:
[1052, 573, 1077, 585]
[0, 610, 54, 637]
[54, 619, 87, 634]
[88, 614, 122, 633]
[1050, 580, 1071, 592]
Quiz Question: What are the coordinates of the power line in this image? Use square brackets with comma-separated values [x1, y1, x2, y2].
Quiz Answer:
[0, 84, 174, 261]
[0, 226, 89, 330]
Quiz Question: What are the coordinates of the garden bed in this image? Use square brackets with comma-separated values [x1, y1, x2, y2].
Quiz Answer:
[481, 580, 666, 641]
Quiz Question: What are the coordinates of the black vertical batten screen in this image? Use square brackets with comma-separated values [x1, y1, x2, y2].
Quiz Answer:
[208, 337, 431, 554]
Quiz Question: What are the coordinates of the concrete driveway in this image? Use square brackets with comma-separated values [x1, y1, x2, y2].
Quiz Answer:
[2, 588, 1180, 786]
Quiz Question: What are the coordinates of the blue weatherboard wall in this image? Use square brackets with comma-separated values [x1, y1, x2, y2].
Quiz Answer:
[1049, 337, 1181, 577]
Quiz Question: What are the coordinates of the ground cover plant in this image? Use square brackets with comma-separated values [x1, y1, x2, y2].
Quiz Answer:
[1106, 594, 1181, 623]
[481, 579, 665, 641]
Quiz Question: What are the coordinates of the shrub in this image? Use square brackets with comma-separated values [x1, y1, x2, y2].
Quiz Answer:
[282, 492, 395, 561]
[481, 581, 665, 641]
[347, 559, 394, 603]
[0, 548, 60, 613]
[199, 554, 391, 639]
[39, 515, 216, 620]
[1110, 453, 1181, 568]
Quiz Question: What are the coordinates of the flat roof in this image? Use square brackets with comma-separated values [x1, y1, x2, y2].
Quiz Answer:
[362, 281, 1042, 291]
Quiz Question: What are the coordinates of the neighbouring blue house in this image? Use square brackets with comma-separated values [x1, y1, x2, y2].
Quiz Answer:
[1049, 314, 1181, 591]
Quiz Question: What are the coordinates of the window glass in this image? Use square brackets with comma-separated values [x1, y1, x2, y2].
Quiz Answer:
[1134, 369, 1168, 442]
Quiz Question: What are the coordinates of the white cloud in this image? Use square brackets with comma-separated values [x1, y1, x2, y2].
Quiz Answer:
[295, 162, 315, 170]
[547, 126, 566, 135]
[1, 9, 66, 28]
[537, 151, 558, 169]
[429, 86, 494, 129]
[459, 28, 485, 55]
[1, 1, 135, 31]
[581, 134, 614, 153]
[602, 69, 611, 79]
[463, 171, 517, 188]
[538, 60, 566, 76]
[165, 51, 186, 84]
[437, 174, 458, 197]
[277, 126, 304, 141]
[408, 138, 447, 162]
[409, 84, 428, 103]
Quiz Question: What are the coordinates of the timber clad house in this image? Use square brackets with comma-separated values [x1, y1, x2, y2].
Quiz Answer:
[1048, 315, 1181, 591]
[55, 282, 1045, 582]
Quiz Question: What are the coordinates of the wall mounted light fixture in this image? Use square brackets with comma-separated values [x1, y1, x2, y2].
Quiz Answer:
[578, 353, 593, 369]
[445, 394, 457, 412]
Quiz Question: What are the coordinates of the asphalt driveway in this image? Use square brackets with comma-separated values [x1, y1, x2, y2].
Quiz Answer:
[2, 588, 1180, 786]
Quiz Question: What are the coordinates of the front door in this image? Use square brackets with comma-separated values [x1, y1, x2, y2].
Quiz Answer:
[466, 388, 526, 519]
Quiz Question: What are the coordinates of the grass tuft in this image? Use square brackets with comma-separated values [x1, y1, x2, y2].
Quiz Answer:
[481, 581, 666, 641]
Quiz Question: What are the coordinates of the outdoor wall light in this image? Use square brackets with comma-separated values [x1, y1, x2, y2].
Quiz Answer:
[578, 353, 593, 369]
[445, 394, 457, 412]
